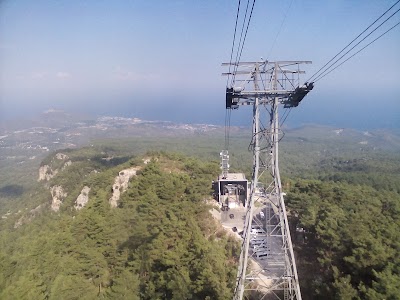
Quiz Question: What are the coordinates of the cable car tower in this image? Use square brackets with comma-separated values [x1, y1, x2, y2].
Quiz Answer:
[222, 60, 313, 300]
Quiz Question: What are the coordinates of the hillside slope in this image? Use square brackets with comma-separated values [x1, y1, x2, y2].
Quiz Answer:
[0, 150, 238, 299]
[1, 120, 400, 299]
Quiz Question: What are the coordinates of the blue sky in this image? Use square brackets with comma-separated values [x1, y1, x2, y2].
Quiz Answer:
[1, 0, 399, 129]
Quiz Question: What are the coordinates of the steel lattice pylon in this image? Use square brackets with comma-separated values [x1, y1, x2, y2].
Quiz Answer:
[222, 61, 313, 300]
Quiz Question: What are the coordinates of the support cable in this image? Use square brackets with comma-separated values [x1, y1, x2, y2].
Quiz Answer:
[225, 109, 232, 150]
[225, 110, 228, 150]
[227, 109, 231, 149]
[235, 0, 256, 69]
[227, 0, 242, 87]
[231, 0, 251, 86]
[232, 0, 257, 86]
[307, 0, 400, 82]
[266, 0, 294, 60]
[225, 1, 242, 155]
[313, 7, 400, 82]
[279, 65, 296, 89]
[315, 19, 400, 82]
[280, 107, 292, 128]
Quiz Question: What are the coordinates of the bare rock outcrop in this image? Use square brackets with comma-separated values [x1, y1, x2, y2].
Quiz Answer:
[74, 186, 91, 210]
[50, 186, 67, 212]
[1, 211, 11, 220]
[55, 153, 69, 160]
[61, 160, 72, 170]
[38, 153, 71, 181]
[38, 165, 58, 181]
[109, 167, 139, 208]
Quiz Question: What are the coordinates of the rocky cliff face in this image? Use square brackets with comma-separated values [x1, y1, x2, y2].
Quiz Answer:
[109, 167, 140, 208]
[38, 165, 58, 181]
[50, 186, 67, 212]
[38, 152, 71, 181]
[74, 186, 91, 210]
[62, 160, 72, 170]
[55, 153, 68, 160]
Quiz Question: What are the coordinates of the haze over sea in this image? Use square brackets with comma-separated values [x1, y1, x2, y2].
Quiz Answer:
[1, 1, 399, 130]
[2, 90, 399, 131]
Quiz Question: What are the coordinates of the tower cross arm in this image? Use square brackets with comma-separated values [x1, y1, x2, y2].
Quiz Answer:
[222, 70, 305, 76]
[237, 90, 292, 96]
[221, 60, 312, 66]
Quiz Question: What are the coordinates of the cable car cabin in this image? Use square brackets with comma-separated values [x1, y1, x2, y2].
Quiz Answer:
[214, 173, 249, 208]
[283, 82, 314, 108]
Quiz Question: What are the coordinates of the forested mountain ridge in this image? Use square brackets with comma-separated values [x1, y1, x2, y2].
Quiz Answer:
[0, 149, 238, 299]
[280, 127, 400, 299]
[1, 123, 400, 299]
[286, 179, 400, 299]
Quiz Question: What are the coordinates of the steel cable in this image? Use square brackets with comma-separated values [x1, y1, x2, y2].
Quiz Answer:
[315, 19, 400, 82]
[313, 7, 400, 82]
[226, 0, 242, 87]
[308, 0, 400, 83]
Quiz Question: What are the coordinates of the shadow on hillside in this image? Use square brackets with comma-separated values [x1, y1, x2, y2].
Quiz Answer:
[118, 232, 155, 253]
[0, 184, 24, 197]
[92, 155, 131, 167]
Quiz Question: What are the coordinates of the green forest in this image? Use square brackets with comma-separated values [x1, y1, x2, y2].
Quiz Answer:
[0, 151, 238, 299]
[286, 179, 400, 299]
[0, 128, 399, 299]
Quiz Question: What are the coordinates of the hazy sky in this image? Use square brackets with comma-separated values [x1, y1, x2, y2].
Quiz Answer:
[1, 0, 399, 129]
